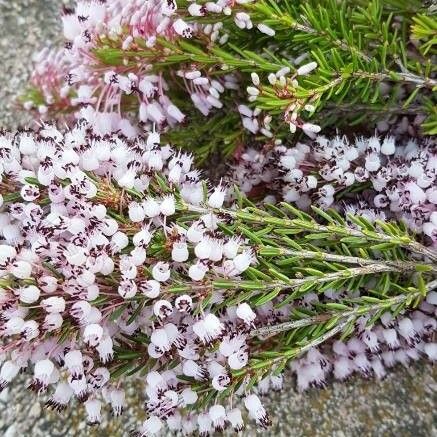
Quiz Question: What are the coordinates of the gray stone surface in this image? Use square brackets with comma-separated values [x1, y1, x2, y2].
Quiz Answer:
[0, 0, 67, 128]
[0, 1, 436, 436]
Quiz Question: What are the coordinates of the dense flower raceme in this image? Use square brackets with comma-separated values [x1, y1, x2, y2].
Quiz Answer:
[24, 0, 243, 132]
[23, 0, 330, 142]
[0, 121, 436, 434]
[228, 135, 437, 244]
[23, 0, 437, 152]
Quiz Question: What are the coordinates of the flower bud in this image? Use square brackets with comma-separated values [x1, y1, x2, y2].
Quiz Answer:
[297, 61, 318, 75]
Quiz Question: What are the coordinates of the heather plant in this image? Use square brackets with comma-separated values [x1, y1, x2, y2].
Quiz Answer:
[227, 134, 437, 242]
[21, 0, 437, 162]
[0, 122, 436, 434]
[1, 0, 436, 434]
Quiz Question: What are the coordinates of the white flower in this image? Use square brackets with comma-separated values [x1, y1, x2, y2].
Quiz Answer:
[302, 122, 321, 134]
[42, 296, 66, 313]
[182, 360, 207, 380]
[19, 133, 36, 154]
[85, 399, 102, 425]
[211, 373, 230, 392]
[152, 262, 171, 282]
[381, 328, 400, 349]
[19, 285, 40, 304]
[209, 405, 227, 431]
[96, 335, 114, 363]
[140, 197, 160, 219]
[175, 294, 193, 312]
[424, 343, 437, 361]
[128, 202, 145, 222]
[43, 313, 63, 332]
[223, 237, 241, 259]
[130, 247, 147, 266]
[188, 262, 208, 281]
[118, 279, 137, 299]
[173, 19, 193, 38]
[10, 260, 32, 279]
[33, 359, 55, 391]
[111, 231, 129, 251]
[381, 137, 395, 155]
[118, 170, 136, 189]
[180, 387, 198, 406]
[160, 195, 176, 216]
[236, 303, 256, 324]
[247, 86, 259, 96]
[0, 361, 20, 390]
[188, 3, 205, 17]
[194, 238, 212, 259]
[333, 357, 353, 380]
[197, 413, 213, 436]
[64, 350, 84, 376]
[228, 351, 248, 370]
[204, 313, 224, 337]
[244, 394, 271, 428]
[365, 153, 381, 172]
[153, 300, 173, 319]
[280, 154, 296, 170]
[167, 104, 185, 122]
[200, 212, 219, 230]
[68, 373, 88, 401]
[64, 243, 86, 266]
[397, 317, 417, 345]
[147, 149, 163, 171]
[140, 279, 161, 298]
[83, 323, 103, 346]
[219, 335, 247, 357]
[151, 328, 171, 351]
[109, 389, 126, 416]
[187, 221, 204, 243]
[133, 227, 153, 247]
[228, 408, 244, 432]
[148, 343, 164, 359]
[172, 241, 189, 262]
[251, 72, 260, 86]
[232, 250, 254, 273]
[361, 330, 379, 352]
[208, 185, 227, 208]
[20, 320, 39, 341]
[46, 382, 73, 411]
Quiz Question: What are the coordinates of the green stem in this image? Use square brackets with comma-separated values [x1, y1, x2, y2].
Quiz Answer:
[251, 291, 424, 338]
[258, 246, 436, 271]
[216, 264, 423, 292]
[184, 203, 437, 261]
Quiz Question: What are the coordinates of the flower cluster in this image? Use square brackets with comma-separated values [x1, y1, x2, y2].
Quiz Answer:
[242, 62, 322, 137]
[23, 0, 340, 147]
[4, 0, 437, 432]
[22, 0, 437, 149]
[290, 296, 437, 391]
[23, 0, 241, 133]
[228, 135, 437, 244]
[0, 120, 277, 433]
[0, 120, 436, 434]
